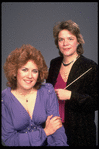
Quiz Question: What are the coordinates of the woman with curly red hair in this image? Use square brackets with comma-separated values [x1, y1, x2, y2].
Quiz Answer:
[2, 44, 68, 146]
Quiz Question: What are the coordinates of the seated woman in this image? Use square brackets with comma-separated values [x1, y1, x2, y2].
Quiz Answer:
[2, 44, 68, 146]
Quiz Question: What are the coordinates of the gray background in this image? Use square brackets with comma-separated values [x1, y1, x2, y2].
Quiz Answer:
[2, 2, 98, 145]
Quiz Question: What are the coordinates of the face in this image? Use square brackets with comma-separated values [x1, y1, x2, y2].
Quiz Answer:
[17, 60, 39, 91]
[58, 29, 79, 57]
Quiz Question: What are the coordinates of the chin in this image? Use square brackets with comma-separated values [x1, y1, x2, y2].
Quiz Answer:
[63, 53, 72, 57]
[22, 85, 34, 90]
[63, 51, 76, 57]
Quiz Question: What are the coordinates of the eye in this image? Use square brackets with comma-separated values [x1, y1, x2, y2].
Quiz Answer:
[69, 37, 74, 40]
[32, 69, 39, 73]
[58, 38, 63, 42]
[22, 68, 28, 72]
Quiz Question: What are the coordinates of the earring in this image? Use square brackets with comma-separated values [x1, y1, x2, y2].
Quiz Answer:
[77, 43, 79, 48]
[13, 74, 16, 80]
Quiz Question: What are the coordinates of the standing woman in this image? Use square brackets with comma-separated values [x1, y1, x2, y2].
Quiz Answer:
[46, 20, 98, 146]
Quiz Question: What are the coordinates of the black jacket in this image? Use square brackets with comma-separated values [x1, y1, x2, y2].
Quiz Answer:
[46, 55, 98, 146]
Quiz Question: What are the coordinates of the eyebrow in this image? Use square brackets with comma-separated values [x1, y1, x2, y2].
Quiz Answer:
[22, 67, 38, 70]
[58, 36, 75, 39]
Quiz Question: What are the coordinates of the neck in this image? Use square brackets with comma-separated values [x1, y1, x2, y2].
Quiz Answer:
[15, 87, 35, 96]
[63, 53, 79, 64]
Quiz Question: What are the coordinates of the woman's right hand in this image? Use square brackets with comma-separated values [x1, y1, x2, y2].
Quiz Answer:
[44, 115, 62, 136]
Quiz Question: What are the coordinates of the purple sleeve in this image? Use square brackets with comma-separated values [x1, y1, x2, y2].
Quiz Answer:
[2, 101, 47, 146]
[2, 85, 68, 146]
[45, 84, 68, 146]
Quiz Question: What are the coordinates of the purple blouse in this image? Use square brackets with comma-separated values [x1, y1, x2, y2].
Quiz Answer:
[54, 73, 67, 123]
[2, 83, 68, 146]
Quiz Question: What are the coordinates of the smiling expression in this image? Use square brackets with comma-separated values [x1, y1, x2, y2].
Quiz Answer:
[58, 29, 79, 57]
[17, 60, 39, 91]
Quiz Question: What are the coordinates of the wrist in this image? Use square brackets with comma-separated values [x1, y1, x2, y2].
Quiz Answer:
[44, 128, 49, 136]
[67, 90, 72, 100]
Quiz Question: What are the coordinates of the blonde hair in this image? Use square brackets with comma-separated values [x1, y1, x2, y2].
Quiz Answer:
[53, 20, 85, 56]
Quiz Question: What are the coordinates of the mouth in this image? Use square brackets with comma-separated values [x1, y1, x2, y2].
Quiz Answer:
[63, 48, 71, 51]
[24, 80, 33, 84]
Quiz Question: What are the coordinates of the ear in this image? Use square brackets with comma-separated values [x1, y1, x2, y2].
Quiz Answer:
[13, 74, 17, 80]
[77, 43, 79, 46]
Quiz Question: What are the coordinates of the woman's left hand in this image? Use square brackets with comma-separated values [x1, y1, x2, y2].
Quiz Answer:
[55, 89, 71, 100]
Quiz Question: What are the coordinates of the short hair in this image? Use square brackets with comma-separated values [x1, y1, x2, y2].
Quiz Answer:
[3, 44, 48, 90]
[53, 20, 85, 56]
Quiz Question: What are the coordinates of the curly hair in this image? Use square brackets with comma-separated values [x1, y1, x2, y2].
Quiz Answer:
[3, 44, 48, 90]
[53, 20, 85, 56]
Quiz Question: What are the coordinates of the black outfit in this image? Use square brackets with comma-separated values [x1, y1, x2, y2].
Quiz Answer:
[46, 55, 98, 146]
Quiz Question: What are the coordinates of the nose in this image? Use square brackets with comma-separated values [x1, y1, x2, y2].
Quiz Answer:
[28, 71, 33, 78]
[63, 39, 69, 46]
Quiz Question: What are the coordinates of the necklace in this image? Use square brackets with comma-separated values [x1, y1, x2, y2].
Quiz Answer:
[19, 93, 29, 103]
[15, 89, 35, 103]
[18, 92, 29, 103]
[62, 55, 79, 66]
[62, 60, 74, 66]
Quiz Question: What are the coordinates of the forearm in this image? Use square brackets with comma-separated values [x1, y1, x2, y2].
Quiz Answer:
[2, 126, 47, 146]
[47, 126, 68, 146]
[70, 91, 98, 111]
